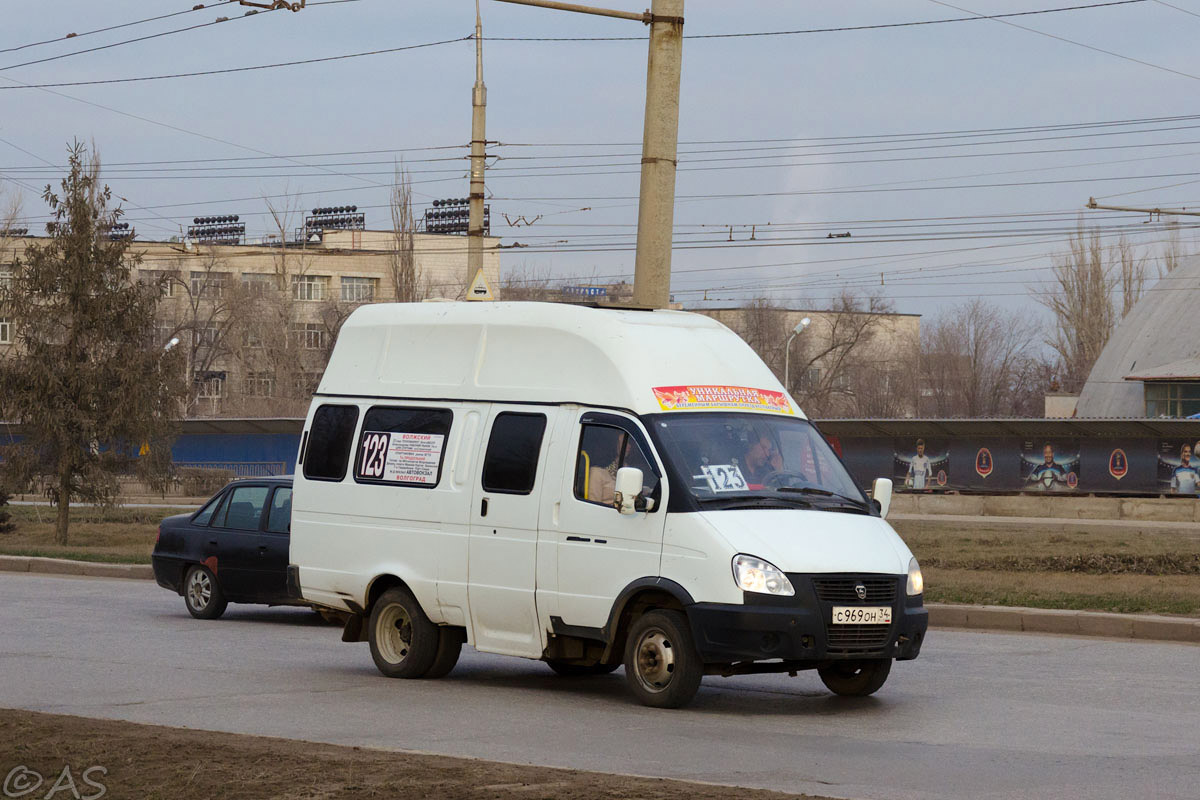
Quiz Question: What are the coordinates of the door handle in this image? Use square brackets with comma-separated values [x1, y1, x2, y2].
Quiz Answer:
[258, 546, 268, 553]
[480, 497, 489, 517]
[208, 540, 217, 547]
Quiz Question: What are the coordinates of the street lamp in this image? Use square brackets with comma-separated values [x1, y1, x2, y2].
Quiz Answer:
[783, 317, 811, 394]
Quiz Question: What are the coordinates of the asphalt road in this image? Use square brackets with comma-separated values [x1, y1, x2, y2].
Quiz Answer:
[1, 573, 1197, 800]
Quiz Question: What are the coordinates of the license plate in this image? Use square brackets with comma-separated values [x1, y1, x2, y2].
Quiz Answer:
[831, 606, 892, 625]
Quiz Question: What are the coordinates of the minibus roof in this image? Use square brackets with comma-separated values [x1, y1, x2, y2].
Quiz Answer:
[319, 302, 804, 418]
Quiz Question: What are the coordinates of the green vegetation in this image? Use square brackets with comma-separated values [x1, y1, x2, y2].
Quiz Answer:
[898, 527, 1200, 617]
[0, 504, 178, 564]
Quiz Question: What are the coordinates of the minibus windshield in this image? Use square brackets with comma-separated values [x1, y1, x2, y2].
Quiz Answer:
[648, 413, 869, 511]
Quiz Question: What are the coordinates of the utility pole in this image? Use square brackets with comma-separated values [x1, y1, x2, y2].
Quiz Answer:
[468, 0, 488, 289]
[494, 0, 685, 309]
[1085, 197, 1200, 218]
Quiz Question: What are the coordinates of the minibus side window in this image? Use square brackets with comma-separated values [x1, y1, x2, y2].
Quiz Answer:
[481, 412, 547, 495]
[303, 404, 360, 482]
[353, 406, 453, 488]
[574, 424, 659, 509]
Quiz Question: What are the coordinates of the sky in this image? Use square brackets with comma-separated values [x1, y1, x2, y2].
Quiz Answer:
[3, 0, 1200, 318]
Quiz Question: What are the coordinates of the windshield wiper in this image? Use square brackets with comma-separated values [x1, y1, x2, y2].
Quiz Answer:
[698, 493, 813, 510]
[777, 486, 871, 511]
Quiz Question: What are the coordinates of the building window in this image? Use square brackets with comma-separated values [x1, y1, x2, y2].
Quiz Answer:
[292, 274, 330, 301]
[242, 273, 275, 297]
[341, 276, 378, 302]
[1, 268, 13, 291]
[0, 318, 11, 345]
[289, 322, 327, 350]
[139, 269, 175, 298]
[293, 371, 321, 396]
[244, 371, 275, 397]
[191, 271, 229, 298]
[799, 366, 821, 392]
[1145, 382, 1200, 417]
[244, 327, 264, 348]
[193, 324, 222, 348]
[194, 371, 226, 399]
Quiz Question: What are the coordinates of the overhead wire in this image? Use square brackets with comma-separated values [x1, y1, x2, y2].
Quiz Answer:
[482, 0, 1148, 40]
[927, 0, 1200, 82]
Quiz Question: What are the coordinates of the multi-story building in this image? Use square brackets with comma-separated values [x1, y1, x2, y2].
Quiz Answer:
[694, 304, 922, 418]
[1, 230, 501, 417]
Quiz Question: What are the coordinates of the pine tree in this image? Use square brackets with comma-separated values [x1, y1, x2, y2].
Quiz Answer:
[0, 142, 187, 545]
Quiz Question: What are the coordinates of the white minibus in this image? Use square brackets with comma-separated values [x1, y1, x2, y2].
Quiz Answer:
[289, 302, 926, 708]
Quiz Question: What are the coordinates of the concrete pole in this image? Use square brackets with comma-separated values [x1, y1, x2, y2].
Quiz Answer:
[468, 0, 487, 289]
[631, 0, 684, 309]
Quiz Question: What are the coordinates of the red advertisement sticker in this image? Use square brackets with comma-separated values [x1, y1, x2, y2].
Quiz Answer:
[652, 385, 793, 414]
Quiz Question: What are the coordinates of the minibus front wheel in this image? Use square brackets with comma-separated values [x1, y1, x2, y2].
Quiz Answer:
[368, 587, 440, 679]
[623, 610, 704, 708]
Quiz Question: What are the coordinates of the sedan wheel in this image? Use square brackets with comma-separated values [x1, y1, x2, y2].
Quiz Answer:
[184, 565, 228, 620]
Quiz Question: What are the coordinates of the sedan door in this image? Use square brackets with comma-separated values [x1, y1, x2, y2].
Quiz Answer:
[208, 484, 273, 601]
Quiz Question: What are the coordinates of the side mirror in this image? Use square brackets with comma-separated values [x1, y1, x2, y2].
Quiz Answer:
[614, 467, 644, 515]
[871, 477, 893, 518]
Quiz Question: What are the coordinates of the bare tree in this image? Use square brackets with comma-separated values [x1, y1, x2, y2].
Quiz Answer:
[1036, 224, 1116, 393]
[390, 164, 426, 302]
[789, 292, 901, 417]
[1115, 234, 1148, 317]
[154, 251, 251, 415]
[919, 299, 1035, 417]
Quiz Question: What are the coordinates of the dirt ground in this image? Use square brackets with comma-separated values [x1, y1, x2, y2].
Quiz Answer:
[0, 709, 827, 800]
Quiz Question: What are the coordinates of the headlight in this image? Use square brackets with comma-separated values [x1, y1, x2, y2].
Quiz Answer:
[907, 557, 924, 596]
[732, 554, 795, 596]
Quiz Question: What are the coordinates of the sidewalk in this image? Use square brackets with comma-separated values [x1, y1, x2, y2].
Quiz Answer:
[2, 555, 1196, 644]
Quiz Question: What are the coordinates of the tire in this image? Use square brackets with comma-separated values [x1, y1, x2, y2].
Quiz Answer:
[184, 565, 228, 620]
[623, 609, 703, 709]
[422, 627, 465, 679]
[546, 660, 621, 677]
[817, 658, 892, 697]
[368, 587, 440, 679]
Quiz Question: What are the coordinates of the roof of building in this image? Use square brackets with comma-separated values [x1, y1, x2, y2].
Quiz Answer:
[318, 301, 801, 417]
[1123, 356, 1200, 382]
[1076, 253, 1200, 417]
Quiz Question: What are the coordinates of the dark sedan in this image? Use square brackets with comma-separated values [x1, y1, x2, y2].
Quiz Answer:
[152, 476, 299, 619]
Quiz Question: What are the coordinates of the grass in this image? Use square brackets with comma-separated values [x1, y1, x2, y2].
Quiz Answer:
[3, 504, 1199, 617]
[0, 504, 176, 564]
[895, 525, 1200, 617]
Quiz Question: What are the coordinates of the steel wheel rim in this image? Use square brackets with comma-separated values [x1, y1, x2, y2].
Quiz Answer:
[187, 570, 211, 610]
[634, 627, 676, 693]
[376, 604, 413, 665]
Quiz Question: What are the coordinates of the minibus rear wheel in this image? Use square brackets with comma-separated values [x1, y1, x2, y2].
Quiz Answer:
[818, 658, 892, 696]
[623, 610, 703, 708]
[368, 587, 440, 678]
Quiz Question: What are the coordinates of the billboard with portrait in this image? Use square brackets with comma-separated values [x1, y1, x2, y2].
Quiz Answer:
[893, 437, 949, 491]
[1020, 439, 1080, 492]
[1157, 439, 1200, 495]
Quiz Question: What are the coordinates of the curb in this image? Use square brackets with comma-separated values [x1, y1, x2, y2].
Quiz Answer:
[927, 603, 1200, 644]
[0, 555, 153, 581]
[1, 557, 1197, 645]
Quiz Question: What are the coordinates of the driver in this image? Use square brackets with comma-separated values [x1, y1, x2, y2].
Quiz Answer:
[742, 435, 783, 485]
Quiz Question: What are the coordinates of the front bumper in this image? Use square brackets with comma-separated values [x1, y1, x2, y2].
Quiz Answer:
[685, 573, 927, 664]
